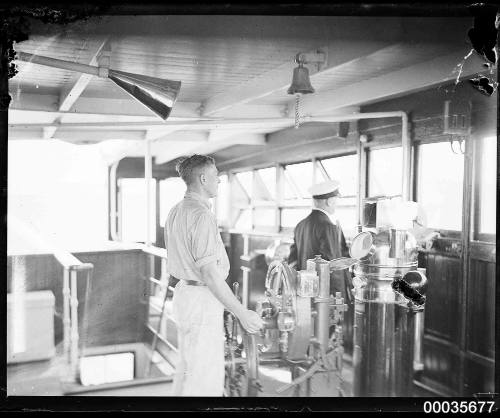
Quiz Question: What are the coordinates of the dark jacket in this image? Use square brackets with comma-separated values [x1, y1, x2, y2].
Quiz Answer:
[288, 209, 352, 303]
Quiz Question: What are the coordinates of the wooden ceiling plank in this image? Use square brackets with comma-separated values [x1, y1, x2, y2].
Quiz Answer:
[293, 49, 487, 116]
[200, 40, 394, 116]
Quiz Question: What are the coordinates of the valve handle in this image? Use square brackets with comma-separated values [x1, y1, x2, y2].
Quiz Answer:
[232, 282, 241, 302]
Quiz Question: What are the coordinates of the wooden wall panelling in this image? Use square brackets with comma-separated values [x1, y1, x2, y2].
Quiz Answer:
[421, 336, 462, 396]
[7, 250, 149, 351]
[75, 250, 148, 348]
[463, 356, 495, 396]
[417, 251, 463, 395]
[359, 81, 495, 147]
[466, 258, 495, 360]
[422, 253, 461, 343]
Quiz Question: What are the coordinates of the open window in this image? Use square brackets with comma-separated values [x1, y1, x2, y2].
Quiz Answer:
[281, 161, 314, 230]
[367, 146, 403, 198]
[215, 173, 229, 227]
[119, 178, 156, 243]
[473, 136, 496, 242]
[416, 141, 464, 232]
[231, 171, 253, 230]
[319, 154, 358, 238]
[159, 177, 186, 227]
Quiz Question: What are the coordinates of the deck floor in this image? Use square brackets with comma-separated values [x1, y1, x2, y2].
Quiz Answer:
[7, 348, 353, 397]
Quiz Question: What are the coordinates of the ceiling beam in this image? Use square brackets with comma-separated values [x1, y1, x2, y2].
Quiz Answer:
[152, 130, 209, 143]
[54, 129, 145, 142]
[155, 132, 266, 164]
[200, 41, 393, 116]
[58, 39, 109, 113]
[42, 127, 57, 139]
[291, 49, 487, 116]
[196, 132, 266, 155]
[10, 94, 290, 121]
[9, 127, 145, 141]
[153, 141, 208, 165]
[45, 39, 110, 140]
[8, 118, 297, 130]
[8, 108, 197, 124]
[98, 140, 146, 165]
[10, 93, 202, 118]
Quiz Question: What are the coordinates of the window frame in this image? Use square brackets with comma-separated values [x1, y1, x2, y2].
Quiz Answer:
[472, 136, 496, 243]
[413, 139, 466, 236]
[220, 133, 494, 244]
[366, 145, 404, 200]
[225, 153, 360, 234]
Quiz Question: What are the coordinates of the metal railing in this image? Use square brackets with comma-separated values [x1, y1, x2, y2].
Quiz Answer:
[52, 250, 93, 382]
[141, 245, 178, 376]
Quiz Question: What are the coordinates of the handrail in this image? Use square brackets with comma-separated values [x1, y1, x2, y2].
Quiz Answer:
[140, 244, 175, 376]
[52, 248, 94, 383]
[53, 250, 84, 269]
[140, 244, 168, 259]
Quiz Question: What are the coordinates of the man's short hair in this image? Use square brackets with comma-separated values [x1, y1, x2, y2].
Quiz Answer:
[176, 154, 215, 185]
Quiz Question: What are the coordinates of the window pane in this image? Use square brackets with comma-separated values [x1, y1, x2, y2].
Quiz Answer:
[120, 178, 156, 243]
[216, 174, 229, 226]
[234, 208, 252, 230]
[255, 167, 276, 200]
[8, 140, 108, 252]
[159, 177, 186, 226]
[235, 171, 253, 198]
[368, 147, 403, 197]
[231, 173, 250, 207]
[284, 176, 299, 200]
[334, 197, 358, 239]
[478, 136, 496, 234]
[417, 142, 464, 231]
[321, 154, 357, 196]
[284, 162, 314, 198]
[281, 208, 310, 228]
[254, 208, 276, 228]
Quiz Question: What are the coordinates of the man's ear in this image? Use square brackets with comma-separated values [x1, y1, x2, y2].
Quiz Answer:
[200, 173, 206, 184]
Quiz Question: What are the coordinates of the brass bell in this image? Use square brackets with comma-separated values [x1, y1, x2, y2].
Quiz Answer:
[287, 61, 315, 95]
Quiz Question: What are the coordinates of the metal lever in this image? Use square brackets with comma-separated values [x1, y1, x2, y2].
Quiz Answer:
[233, 282, 240, 302]
[329, 257, 359, 271]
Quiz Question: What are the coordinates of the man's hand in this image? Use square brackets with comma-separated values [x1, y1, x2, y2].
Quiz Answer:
[201, 262, 264, 334]
[237, 309, 264, 334]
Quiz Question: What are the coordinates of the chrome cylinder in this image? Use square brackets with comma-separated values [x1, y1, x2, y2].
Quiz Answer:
[352, 228, 425, 397]
[306, 255, 331, 358]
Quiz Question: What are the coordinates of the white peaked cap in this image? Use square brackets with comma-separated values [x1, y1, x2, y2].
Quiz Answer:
[308, 179, 341, 199]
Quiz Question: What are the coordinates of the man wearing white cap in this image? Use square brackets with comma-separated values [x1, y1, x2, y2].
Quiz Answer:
[288, 179, 352, 303]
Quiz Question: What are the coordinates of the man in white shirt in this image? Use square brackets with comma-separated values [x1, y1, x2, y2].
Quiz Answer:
[165, 154, 263, 396]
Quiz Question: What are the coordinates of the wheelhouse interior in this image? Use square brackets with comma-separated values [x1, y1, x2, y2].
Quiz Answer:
[6, 10, 497, 401]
